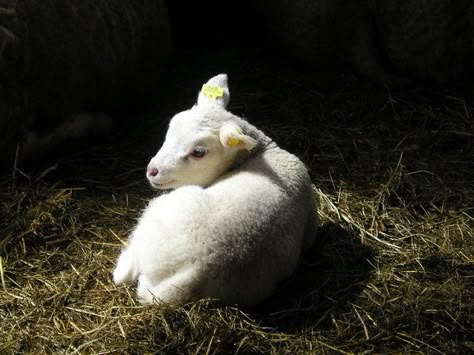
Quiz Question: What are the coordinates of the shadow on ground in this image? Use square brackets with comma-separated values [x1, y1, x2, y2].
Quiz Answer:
[250, 223, 375, 331]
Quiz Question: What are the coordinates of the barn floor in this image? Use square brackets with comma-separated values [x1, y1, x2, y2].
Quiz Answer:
[1, 38, 473, 353]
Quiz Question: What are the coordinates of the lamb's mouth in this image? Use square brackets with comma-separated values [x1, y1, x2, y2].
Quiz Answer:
[150, 179, 175, 190]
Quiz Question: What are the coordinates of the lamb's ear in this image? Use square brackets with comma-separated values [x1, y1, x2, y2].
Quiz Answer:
[197, 74, 230, 109]
[219, 123, 257, 151]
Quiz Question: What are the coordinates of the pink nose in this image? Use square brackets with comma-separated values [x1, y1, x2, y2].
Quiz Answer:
[147, 167, 158, 177]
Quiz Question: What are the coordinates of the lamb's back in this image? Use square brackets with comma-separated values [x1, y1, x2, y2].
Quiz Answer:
[197, 148, 312, 302]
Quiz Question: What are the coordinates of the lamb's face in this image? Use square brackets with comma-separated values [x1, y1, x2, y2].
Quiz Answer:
[146, 73, 257, 189]
[147, 109, 256, 189]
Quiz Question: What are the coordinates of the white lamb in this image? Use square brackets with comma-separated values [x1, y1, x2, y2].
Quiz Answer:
[113, 74, 318, 306]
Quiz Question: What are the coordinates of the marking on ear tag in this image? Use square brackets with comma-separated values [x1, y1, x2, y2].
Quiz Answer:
[227, 137, 241, 147]
[202, 84, 225, 99]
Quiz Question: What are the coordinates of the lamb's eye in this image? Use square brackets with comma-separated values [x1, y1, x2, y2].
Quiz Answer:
[190, 147, 206, 158]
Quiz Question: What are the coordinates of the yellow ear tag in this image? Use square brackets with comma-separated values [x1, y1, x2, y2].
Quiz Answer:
[202, 83, 225, 99]
[227, 137, 241, 147]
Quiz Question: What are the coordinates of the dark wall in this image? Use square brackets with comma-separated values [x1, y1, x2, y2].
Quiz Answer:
[166, 1, 257, 49]
[0, 0, 170, 170]
[167, 0, 474, 87]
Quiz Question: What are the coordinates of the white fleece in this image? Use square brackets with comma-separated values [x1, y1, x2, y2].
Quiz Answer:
[113, 74, 317, 306]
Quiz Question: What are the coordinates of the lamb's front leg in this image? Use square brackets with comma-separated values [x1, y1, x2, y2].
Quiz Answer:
[113, 248, 137, 285]
[137, 267, 203, 305]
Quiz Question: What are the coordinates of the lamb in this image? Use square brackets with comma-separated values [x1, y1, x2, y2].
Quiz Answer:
[113, 74, 318, 306]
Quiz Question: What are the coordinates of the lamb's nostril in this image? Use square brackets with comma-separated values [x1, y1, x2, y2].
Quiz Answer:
[147, 168, 159, 177]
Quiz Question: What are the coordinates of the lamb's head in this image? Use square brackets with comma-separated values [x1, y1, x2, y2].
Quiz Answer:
[147, 74, 257, 189]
